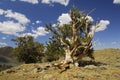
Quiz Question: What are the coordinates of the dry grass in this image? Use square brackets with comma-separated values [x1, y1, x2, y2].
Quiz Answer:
[0, 48, 120, 80]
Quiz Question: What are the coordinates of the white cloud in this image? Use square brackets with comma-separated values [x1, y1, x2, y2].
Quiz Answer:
[0, 42, 7, 47]
[0, 21, 25, 36]
[52, 24, 56, 27]
[10, 0, 16, 2]
[41, 0, 50, 4]
[19, 32, 35, 37]
[36, 20, 41, 24]
[0, 9, 4, 15]
[32, 23, 35, 25]
[111, 41, 120, 45]
[1, 37, 7, 40]
[0, 9, 30, 36]
[95, 20, 110, 32]
[41, 0, 70, 6]
[32, 27, 49, 37]
[85, 16, 94, 22]
[113, 0, 120, 4]
[4, 9, 30, 25]
[58, 13, 71, 25]
[111, 41, 117, 45]
[10, 0, 70, 6]
[20, 27, 49, 38]
[20, 0, 39, 4]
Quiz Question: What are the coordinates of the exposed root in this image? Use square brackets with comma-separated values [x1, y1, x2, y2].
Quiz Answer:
[52, 61, 71, 73]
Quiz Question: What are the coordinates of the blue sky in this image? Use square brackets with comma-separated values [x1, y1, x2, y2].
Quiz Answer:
[0, 0, 120, 49]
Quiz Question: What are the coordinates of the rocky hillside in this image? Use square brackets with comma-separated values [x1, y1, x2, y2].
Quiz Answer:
[0, 48, 120, 80]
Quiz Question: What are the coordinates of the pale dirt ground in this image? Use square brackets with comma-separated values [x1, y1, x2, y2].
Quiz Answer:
[0, 48, 120, 80]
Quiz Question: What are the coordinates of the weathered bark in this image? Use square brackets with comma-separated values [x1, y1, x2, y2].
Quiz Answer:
[48, 8, 100, 71]
[54, 24, 98, 69]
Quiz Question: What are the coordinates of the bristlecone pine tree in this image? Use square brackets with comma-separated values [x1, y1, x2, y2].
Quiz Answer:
[45, 7, 100, 69]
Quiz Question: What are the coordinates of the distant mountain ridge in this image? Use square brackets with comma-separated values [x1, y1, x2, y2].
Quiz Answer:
[0, 46, 13, 57]
[0, 46, 18, 65]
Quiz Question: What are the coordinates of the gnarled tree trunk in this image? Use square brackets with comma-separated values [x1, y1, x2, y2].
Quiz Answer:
[46, 7, 99, 71]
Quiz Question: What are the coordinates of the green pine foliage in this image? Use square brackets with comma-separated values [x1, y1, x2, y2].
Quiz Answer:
[12, 36, 44, 64]
[45, 40, 64, 62]
[45, 7, 95, 62]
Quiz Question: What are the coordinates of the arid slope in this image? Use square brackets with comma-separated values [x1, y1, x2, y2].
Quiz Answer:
[0, 48, 120, 80]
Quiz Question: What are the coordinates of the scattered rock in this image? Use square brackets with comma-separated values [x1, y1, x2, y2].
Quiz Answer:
[43, 74, 53, 79]
[32, 75, 39, 78]
[73, 73, 86, 79]
[93, 73, 101, 77]
[112, 72, 120, 79]
[33, 68, 38, 73]
[114, 63, 120, 68]
[15, 67, 21, 70]
[22, 69, 28, 72]
[99, 65, 108, 70]
[116, 57, 120, 60]
[84, 65, 97, 70]
[43, 63, 51, 70]
[74, 62, 79, 67]
[6, 69, 16, 73]
[69, 64, 74, 68]
[32, 67, 42, 73]
[59, 65, 70, 73]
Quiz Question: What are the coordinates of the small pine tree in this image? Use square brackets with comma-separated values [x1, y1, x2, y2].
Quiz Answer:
[12, 35, 44, 63]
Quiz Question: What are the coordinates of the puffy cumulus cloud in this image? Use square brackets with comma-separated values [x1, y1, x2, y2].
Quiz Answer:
[0, 21, 25, 36]
[0, 9, 4, 15]
[85, 16, 94, 22]
[52, 24, 56, 27]
[41, 0, 70, 6]
[0, 9, 30, 25]
[58, 13, 71, 25]
[58, 14, 93, 26]
[20, 27, 49, 38]
[35, 20, 41, 24]
[20, 0, 39, 4]
[11, 0, 69, 6]
[0, 42, 7, 47]
[113, 0, 120, 4]
[32, 27, 49, 37]
[95, 20, 110, 32]
[0, 9, 30, 36]
[19, 32, 36, 37]
[4, 9, 30, 25]
[32, 20, 41, 25]
[41, 0, 50, 4]
[1, 37, 7, 40]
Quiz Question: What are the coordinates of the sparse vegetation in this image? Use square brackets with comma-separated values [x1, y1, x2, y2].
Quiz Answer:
[0, 48, 120, 80]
